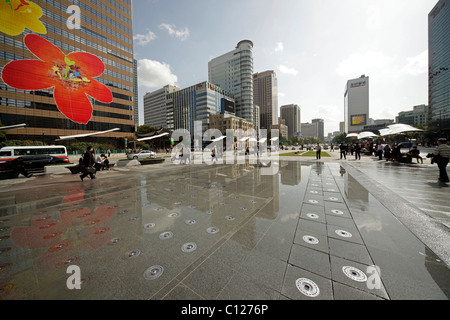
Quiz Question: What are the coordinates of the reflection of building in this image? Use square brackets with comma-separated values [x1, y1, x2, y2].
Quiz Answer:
[280, 161, 302, 186]
[428, 0, 450, 135]
[280, 104, 301, 140]
[396, 105, 429, 127]
[0, 0, 135, 145]
[253, 71, 278, 133]
[209, 40, 254, 124]
[344, 75, 369, 133]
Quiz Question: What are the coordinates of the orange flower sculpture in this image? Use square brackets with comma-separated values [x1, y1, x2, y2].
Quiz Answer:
[0, 0, 47, 36]
[1, 34, 113, 124]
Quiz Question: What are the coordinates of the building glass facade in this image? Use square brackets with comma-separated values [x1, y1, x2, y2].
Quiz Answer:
[208, 40, 254, 124]
[0, 0, 134, 145]
[167, 81, 235, 134]
[428, 0, 450, 136]
[253, 70, 278, 132]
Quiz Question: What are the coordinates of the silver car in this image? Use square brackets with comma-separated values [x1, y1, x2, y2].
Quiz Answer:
[127, 150, 156, 160]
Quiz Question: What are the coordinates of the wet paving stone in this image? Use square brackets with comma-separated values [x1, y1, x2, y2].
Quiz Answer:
[0, 160, 448, 300]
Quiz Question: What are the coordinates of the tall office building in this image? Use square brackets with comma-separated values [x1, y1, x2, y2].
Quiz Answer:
[280, 104, 301, 139]
[253, 70, 278, 132]
[428, 0, 450, 136]
[312, 118, 324, 141]
[0, 0, 135, 145]
[167, 81, 235, 134]
[301, 122, 319, 139]
[208, 40, 254, 124]
[344, 75, 369, 133]
[143, 85, 179, 128]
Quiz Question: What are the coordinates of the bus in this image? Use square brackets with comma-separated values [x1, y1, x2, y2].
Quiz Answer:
[0, 145, 70, 164]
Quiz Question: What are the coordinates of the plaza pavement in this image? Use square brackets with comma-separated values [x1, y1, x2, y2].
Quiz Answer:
[0, 148, 448, 300]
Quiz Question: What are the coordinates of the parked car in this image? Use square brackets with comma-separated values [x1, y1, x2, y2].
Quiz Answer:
[127, 150, 156, 160]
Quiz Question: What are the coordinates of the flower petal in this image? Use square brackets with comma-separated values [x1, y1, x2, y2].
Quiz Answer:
[24, 34, 65, 63]
[84, 79, 113, 104]
[66, 52, 105, 78]
[2, 60, 54, 90]
[54, 85, 93, 124]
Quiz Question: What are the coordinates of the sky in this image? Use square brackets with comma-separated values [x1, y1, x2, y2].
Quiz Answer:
[132, 0, 438, 135]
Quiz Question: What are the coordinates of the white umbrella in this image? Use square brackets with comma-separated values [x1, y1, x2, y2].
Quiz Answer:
[387, 124, 423, 134]
[358, 131, 379, 139]
[346, 133, 359, 138]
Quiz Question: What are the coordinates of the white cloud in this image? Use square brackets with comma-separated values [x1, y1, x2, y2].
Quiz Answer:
[158, 23, 190, 41]
[402, 50, 428, 76]
[336, 51, 393, 78]
[274, 42, 284, 52]
[137, 59, 178, 89]
[133, 30, 157, 46]
[278, 64, 298, 76]
[366, 5, 382, 31]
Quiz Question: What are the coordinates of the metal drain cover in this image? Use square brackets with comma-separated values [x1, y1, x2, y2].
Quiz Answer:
[206, 227, 219, 234]
[310, 190, 319, 194]
[331, 209, 343, 215]
[296, 278, 320, 297]
[342, 266, 367, 282]
[225, 216, 235, 221]
[302, 235, 319, 245]
[185, 219, 197, 225]
[335, 229, 352, 238]
[308, 200, 319, 204]
[159, 231, 173, 240]
[328, 197, 339, 201]
[168, 212, 179, 218]
[181, 242, 197, 253]
[123, 249, 141, 260]
[108, 237, 121, 245]
[144, 265, 164, 280]
[206, 210, 214, 215]
[306, 213, 319, 219]
[144, 223, 155, 230]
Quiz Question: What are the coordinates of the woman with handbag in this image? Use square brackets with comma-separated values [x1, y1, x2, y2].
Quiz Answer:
[80, 146, 96, 181]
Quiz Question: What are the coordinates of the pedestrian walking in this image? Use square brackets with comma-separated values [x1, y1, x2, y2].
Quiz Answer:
[11, 157, 33, 178]
[80, 146, 96, 181]
[316, 143, 321, 160]
[377, 143, 383, 160]
[339, 143, 346, 160]
[433, 138, 450, 183]
[354, 143, 361, 160]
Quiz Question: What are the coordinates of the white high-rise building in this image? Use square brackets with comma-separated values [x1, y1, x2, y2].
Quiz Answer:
[208, 40, 254, 124]
[344, 75, 369, 133]
[143, 85, 179, 128]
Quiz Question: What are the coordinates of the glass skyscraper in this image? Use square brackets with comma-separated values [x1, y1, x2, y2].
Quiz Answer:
[0, 0, 135, 146]
[428, 0, 450, 137]
[208, 40, 254, 124]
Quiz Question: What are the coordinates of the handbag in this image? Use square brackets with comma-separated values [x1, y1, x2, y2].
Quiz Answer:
[86, 166, 96, 174]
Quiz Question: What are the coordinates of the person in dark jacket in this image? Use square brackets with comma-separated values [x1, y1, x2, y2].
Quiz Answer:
[11, 157, 33, 178]
[80, 146, 96, 181]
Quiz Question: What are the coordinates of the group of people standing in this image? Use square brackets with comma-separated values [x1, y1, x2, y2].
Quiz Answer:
[338, 143, 362, 160]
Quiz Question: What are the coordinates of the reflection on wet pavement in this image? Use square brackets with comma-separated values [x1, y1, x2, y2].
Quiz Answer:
[0, 161, 448, 299]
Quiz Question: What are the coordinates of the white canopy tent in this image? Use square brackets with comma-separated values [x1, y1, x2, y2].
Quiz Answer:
[379, 124, 423, 137]
[137, 132, 169, 142]
[57, 128, 120, 141]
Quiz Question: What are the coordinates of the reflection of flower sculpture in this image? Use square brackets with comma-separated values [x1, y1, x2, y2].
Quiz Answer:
[0, 0, 46, 36]
[1, 34, 113, 124]
[11, 206, 116, 270]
